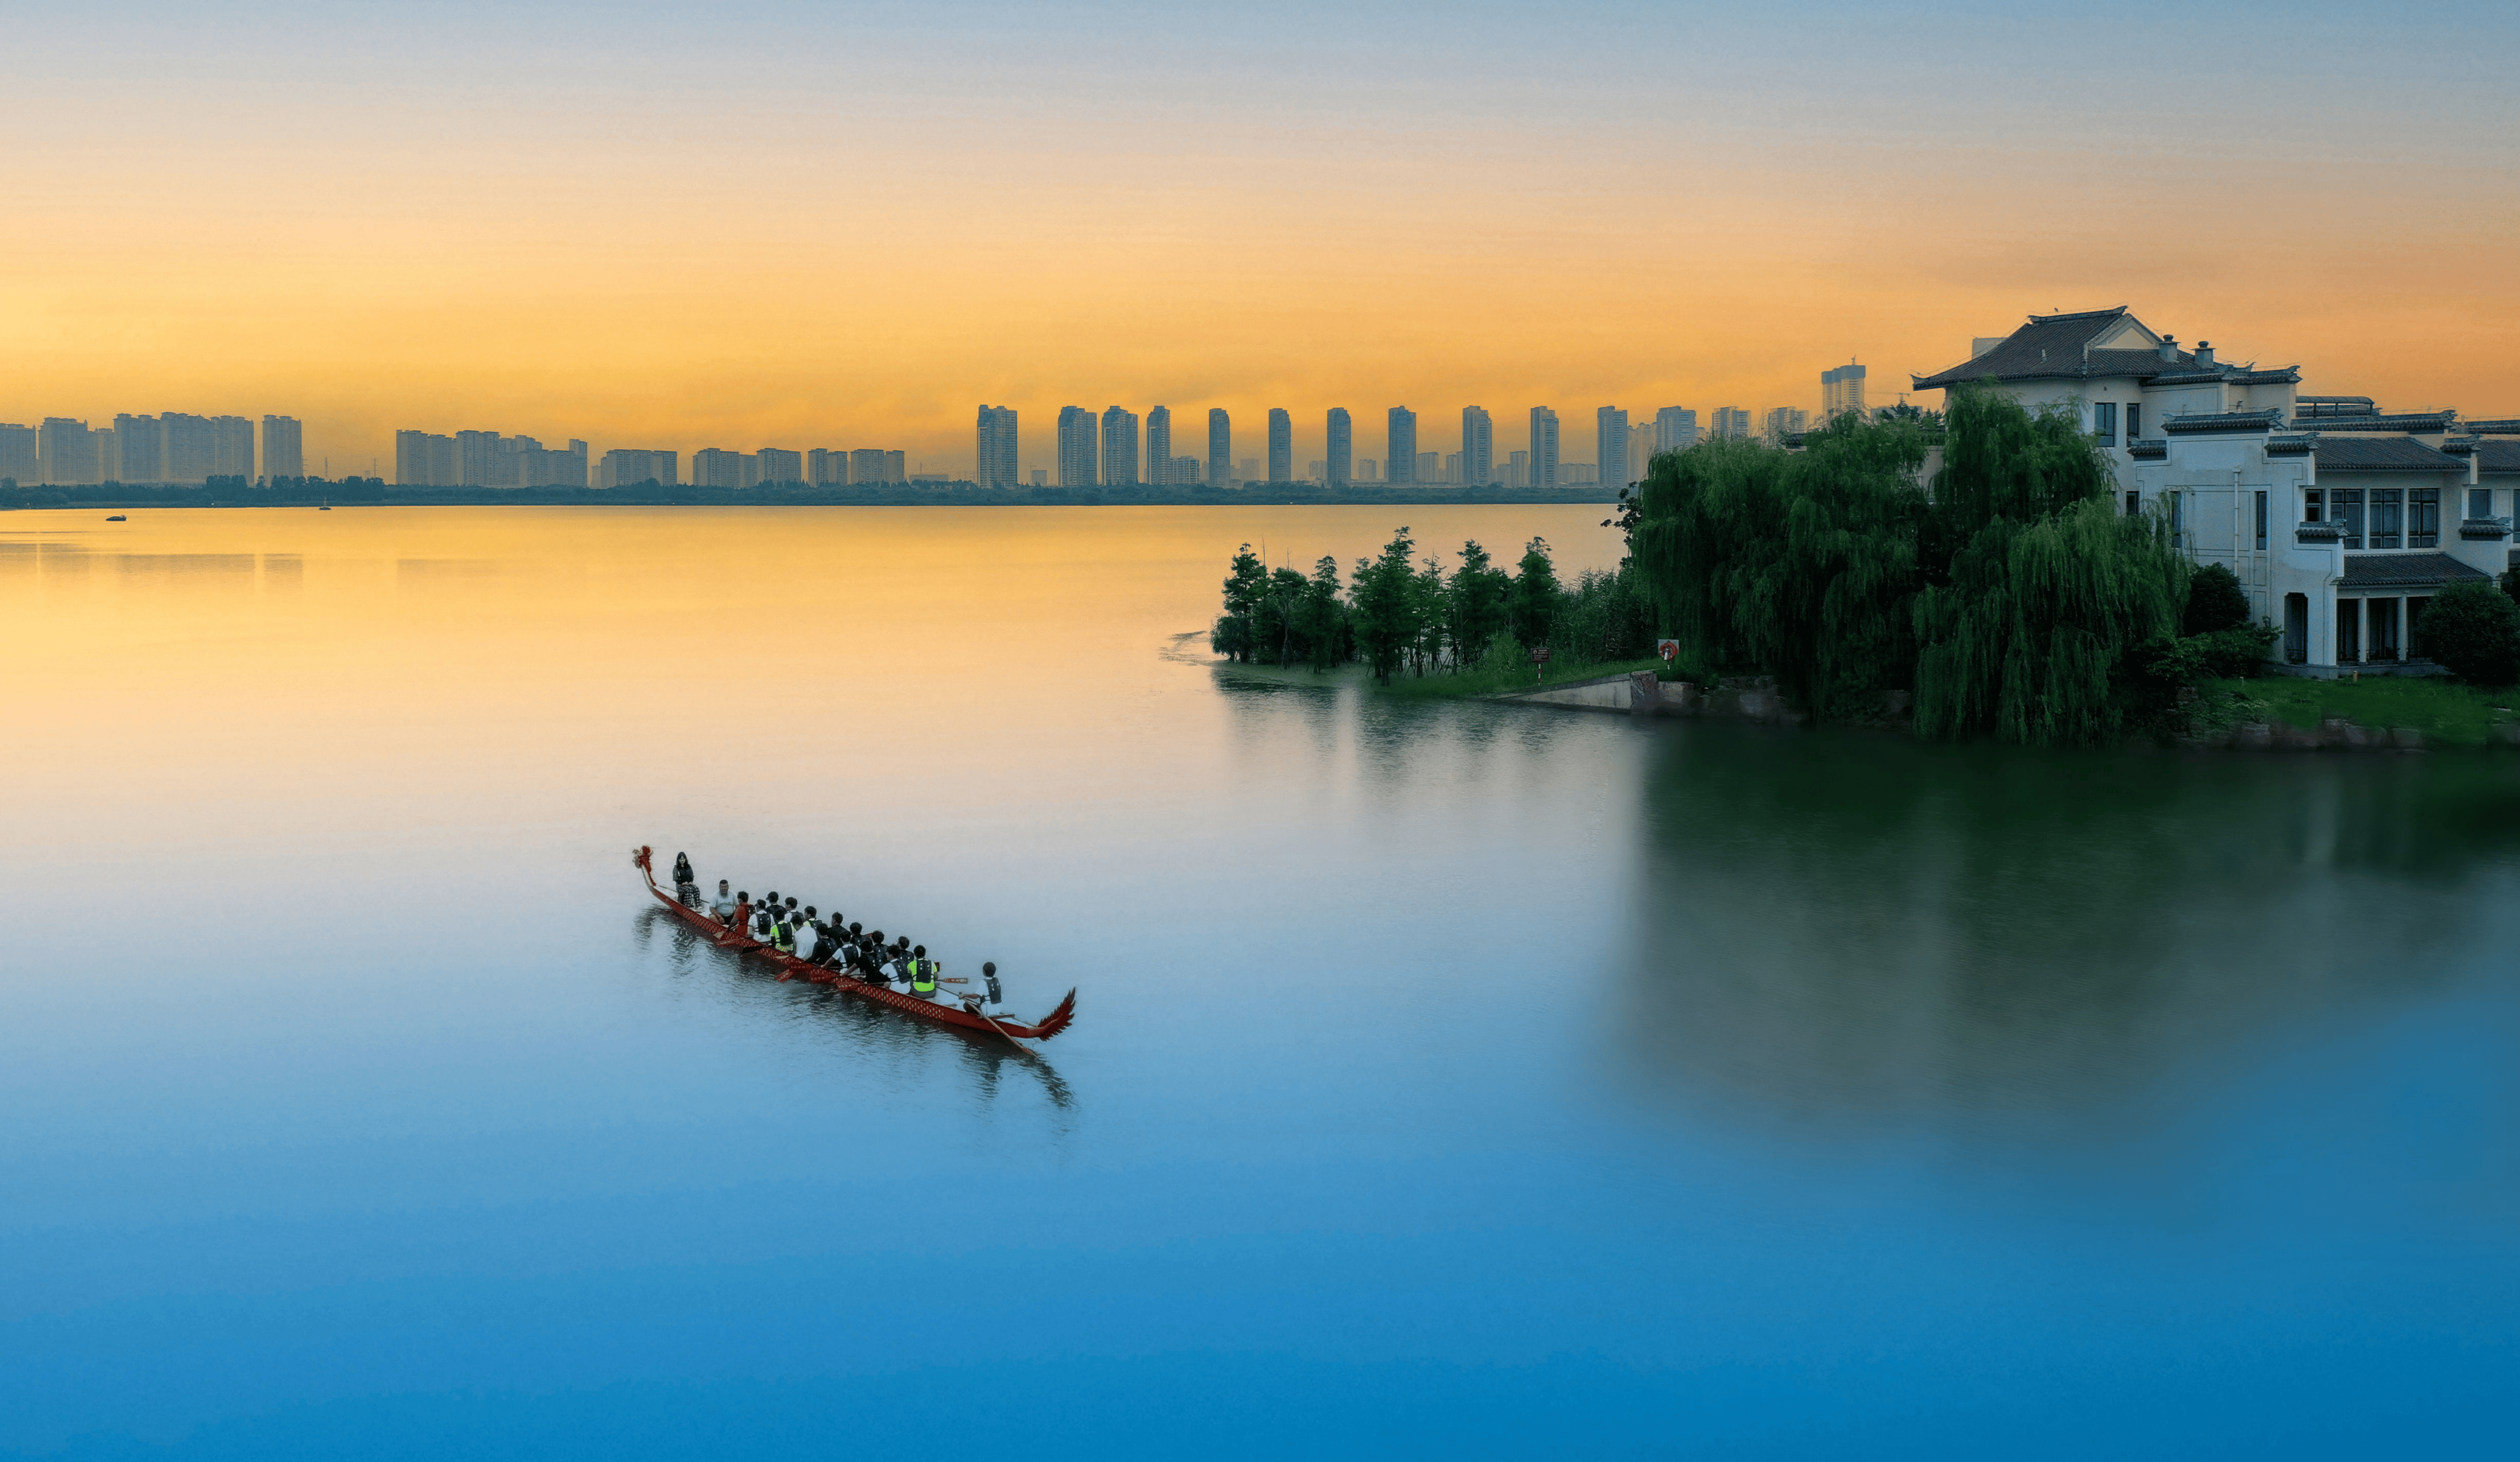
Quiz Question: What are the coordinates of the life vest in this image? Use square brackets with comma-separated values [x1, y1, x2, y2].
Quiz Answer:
[910, 959, 937, 995]
[773, 919, 794, 953]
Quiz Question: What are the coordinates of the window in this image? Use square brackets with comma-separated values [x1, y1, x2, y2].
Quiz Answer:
[2370, 488, 2404, 550]
[2284, 593, 2308, 664]
[2254, 490, 2268, 550]
[2166, 489, 2182, 541]
[2125, 490, 2141, 517]
[2304, 489, 2323, 523]
[2093, 401, 2117, 445]
[2126, 403, 2142, 440]
[2409, 489, 2439, 548]
[2470, 487, 2493, 519]
[2333, 488, 2364, 548]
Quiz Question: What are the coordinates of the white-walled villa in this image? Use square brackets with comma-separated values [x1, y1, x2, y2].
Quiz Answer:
[1909, 307, 2519, 678]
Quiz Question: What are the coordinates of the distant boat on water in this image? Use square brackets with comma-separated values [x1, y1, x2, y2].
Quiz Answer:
[105, 514, 126, 521]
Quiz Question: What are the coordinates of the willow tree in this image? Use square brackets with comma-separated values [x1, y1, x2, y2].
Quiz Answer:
[1912, 499, 2189, 745]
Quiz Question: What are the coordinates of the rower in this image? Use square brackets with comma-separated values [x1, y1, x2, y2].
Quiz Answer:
[981, 961, 1002, 1006]
[864, 931, 890, 984]
[709, 880, 735, 921]
[795, 906, 822, 962]
[729, 890, 752, 939]
[771, 903, 796, 955]
[908, 944, 938, 998]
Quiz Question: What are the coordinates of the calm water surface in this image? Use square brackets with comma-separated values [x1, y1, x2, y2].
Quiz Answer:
[4, 507, 2516, 1458]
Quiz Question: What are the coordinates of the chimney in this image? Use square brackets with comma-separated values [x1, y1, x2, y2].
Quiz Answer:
[2157, 335, 2178, 362]
[2195, 340, 2216, 368]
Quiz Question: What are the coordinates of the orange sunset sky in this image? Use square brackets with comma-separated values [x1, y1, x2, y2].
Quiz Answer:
[6, 0, 2516, 474]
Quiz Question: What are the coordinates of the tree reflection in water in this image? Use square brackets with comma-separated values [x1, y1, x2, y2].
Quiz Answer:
[1615, 722, 2520, 1139]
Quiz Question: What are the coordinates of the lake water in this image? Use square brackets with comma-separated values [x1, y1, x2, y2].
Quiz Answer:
[4, 506, 2516, 1459]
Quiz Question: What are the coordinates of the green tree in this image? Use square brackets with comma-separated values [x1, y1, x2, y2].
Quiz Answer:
[1509, 536, 1560, 650]
[1411, 554, 1449, 675]
[1448, 540, 1510, 662]
[1300, 555, 1348, 671]
[1210, 542, 1267, 660]
[1349, 526, 1422, 685]
[2416, 580, 2520, 686]
[2182, 562, 2251, 636]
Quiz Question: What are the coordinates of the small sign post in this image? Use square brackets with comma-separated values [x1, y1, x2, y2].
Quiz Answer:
[1530, 644, 1553, 684]
[1656, 639, 1681, 667]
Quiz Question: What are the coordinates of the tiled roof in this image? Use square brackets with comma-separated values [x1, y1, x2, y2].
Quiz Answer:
[2164, 409, 2282, 435]
[2298, 411, 2457, 433]
[1912, 308, 2183, 389]
[2478, 442, 2520, 474]
[2313, 438, 2467, 471]
[2464, 418, 2520, 435]
[2128, 439, 2167, 460]
[2227, 368, 2302, 384]
[2265, 435, 2317, 457]
[2341, 553, 2490, 588]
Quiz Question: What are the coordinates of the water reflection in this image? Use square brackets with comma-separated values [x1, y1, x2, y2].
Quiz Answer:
[634, 907, 1076, 1121]
[1617, 722, 2520, 1136]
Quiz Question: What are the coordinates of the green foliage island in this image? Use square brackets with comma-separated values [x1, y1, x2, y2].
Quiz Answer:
[1215, 391, 2520, 748]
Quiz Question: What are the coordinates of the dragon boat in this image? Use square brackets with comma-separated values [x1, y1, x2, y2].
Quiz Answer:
[634, 846, 1077, 1045]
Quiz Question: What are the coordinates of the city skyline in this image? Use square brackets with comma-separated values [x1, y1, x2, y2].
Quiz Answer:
[8, 6, 2508, 478]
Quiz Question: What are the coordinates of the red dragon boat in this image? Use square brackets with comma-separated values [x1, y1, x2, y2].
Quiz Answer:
[634, 846, 1077, 1045]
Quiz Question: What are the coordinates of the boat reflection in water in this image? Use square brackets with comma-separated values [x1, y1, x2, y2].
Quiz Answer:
[1611, 720, 2520, 1144]
[633, 904, 1077, 1120]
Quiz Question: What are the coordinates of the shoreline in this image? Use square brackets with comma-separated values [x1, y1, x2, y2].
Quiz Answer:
[1, 484, 1624, 512]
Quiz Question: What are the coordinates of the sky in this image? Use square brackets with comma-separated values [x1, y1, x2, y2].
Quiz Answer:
[5, 0, 2517, 474]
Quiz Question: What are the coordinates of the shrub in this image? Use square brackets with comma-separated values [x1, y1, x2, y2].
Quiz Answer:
[2182, 562, 2251, 635]
[2189, 623, 2279, 678]
[2417, 580, 2520, 686]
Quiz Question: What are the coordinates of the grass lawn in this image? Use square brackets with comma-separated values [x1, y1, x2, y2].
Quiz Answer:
[2220, 674, 2520, 747]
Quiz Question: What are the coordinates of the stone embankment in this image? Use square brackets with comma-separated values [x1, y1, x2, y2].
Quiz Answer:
[1503, 671, 2507, 751]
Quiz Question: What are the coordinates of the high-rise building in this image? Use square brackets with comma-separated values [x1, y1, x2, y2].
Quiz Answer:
[262, 416, 303, 479]
[1506, 449, 1529, 488]
[1100, 406, 1139, 486]
[1630, 422, 1656, 486]
[114, 414, 162, 482]
[1710, 407, 1754, 440]
[1326, 408, 1352, 485]
[1762, 407, 1809, 443]
[95, 427, 118, 482]
[1528, 407, 1560, 487]
[1460, 406, 1493, 486]
[1057, 407, 1098, 487]
[1386, 406, 1417, 484]
[692, 449, 749, 488]
[1655, 406, 1698, 452]
[211, 416, 254, 480]
[1238, 457, 1259, 481]
[1146, 406, 1171, 486]
[756, 448, 803, 484]
[1266, 408, 1292, 482]
[1208, 408, 1231, 486]
[1307, 459, 1326, 483]
[1595, 406, 1630, 490]
[395, 429, 458, 486]
[161, 413, 215, 483]
[847, 448, 901, 484]
[1359, 458, 1379, 482]
[882, 449, 906, 482]
[597, 449, 678, 488]
[0, 423, 37, 484]
[40, 419, 96, 485]
[1821, 362, 1867, 422]
[1443, 452, 1462, 484]
[1170, 455, 1202, 485]
[975, 405, 1019, 487]
[1417, 451, 1439, 483]
[807, 448, 846, 484]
